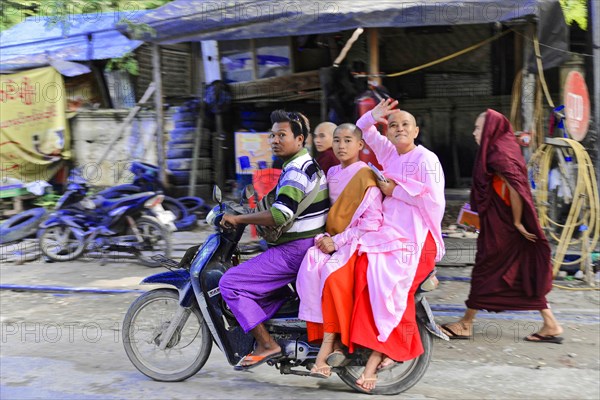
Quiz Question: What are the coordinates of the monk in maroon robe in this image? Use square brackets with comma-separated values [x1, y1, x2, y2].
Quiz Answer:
[440, 109, 563, 344]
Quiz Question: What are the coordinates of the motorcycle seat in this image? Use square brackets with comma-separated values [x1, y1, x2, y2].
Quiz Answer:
[94, 192, 156, 210]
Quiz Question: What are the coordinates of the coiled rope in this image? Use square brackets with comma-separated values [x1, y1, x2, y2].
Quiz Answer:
[529, 138, 599, 286]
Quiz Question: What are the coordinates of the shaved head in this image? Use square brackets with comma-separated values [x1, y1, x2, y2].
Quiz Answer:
[388, 110, 417, 126]
[314, 122, 337, 136]
[334, 123, 363, 140]
[313, 121, 337, 152]
[386, 109, 420, 154]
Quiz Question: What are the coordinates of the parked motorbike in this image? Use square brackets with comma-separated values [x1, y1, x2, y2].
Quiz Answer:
[122, 186, 448, 394]
[38, 182, 175, 267]
[97, 161, 203, 230]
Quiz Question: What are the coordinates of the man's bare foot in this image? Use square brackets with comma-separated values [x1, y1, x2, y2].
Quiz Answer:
[239, 345, 282, 367]
[536, 325, 563, 338]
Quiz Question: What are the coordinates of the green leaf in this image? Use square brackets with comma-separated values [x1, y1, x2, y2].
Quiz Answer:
[560, 0, 587, 30]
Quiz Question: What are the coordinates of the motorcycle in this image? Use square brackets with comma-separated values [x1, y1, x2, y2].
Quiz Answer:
[97, 161, 205, 231]
[38, 182, 175, 267]
[122, 186, 448, 394]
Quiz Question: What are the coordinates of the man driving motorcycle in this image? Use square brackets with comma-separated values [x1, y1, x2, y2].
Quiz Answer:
[219, 110, 329, 369]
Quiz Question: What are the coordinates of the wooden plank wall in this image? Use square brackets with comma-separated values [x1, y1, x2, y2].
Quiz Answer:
[135, 43, 193, 102]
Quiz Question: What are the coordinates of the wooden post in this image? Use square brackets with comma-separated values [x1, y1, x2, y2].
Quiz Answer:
[320, 87, 327, 122]
[368, 28, 381, 86]
[511, 26, 524, 131]
[592, 0, 600, 188]
[215, 115, 225, 190]
[250, 38, 259, 80]
[521, 23, 536, 159]
[152, 44, 167, 187]
[514, 28, 523, 85]
[189, 42, 206, 196]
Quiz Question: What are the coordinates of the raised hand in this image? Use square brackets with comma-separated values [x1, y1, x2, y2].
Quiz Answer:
[371, 98, 400, 124]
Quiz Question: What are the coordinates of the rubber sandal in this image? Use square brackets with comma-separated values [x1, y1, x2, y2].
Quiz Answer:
[439, 323, 472, 340]
[356, 373, 378, 392]
[233, 351, 283, 371]
[309, 365, 331, 379]
[325, 349, 347, 367]
[524, 333, 564, 344]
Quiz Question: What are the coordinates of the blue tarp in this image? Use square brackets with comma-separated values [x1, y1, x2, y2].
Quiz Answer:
[127, 0, 556, 43]
[0, 11, 148, 72]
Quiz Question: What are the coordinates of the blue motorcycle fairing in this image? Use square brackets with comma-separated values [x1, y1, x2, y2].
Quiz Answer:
[39, 216, 86, 241]
[40, 214, 79, 228]
[140, 269, 195, 307]
[99, 191, 155, 210]
[108, 205, 129, 218]
[188, 233, 256, 365]
[189, 234, 220, 279]
[141, 268, 190, 288]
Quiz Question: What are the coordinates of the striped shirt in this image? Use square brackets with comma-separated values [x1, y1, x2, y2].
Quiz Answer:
[270, 148, 329, 244]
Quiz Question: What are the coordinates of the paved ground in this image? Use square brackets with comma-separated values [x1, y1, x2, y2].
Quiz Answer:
[1, 227, 599, 399]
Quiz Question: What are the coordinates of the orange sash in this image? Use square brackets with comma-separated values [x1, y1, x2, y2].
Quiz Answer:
[493, 174, 511, 206]
[325, 168, 378, 235]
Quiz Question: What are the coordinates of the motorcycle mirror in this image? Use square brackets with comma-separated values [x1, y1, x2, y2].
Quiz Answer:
[213, 186, 222, 203]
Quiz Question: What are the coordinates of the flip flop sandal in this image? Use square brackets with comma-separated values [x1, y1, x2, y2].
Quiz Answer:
[325, 349, 347, 367]
[440, 323, 472, 340]
[356, 374, 378, 392]
[233, 351, 283, 371]
[309, 365, 331, 379]
[524, 333, 564, 344]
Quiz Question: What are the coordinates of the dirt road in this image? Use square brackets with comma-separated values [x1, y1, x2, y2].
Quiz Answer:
[1, 230, 598, 399]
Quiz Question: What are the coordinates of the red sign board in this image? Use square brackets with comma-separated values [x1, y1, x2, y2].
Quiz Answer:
[564, 71, 590, 141]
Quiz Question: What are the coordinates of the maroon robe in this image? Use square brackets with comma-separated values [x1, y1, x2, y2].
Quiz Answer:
[316, 148, 340, 176]
[467, 109, 552, 311]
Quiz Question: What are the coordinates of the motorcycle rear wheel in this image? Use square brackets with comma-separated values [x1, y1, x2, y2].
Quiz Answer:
[122, 289, 212, 382]
[39, 225, 85, 261]
[337, 322, 433, 395]
[132, 216, 172, 267]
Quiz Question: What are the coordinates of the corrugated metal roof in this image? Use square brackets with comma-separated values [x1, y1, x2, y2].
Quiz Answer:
[128, 0, 552, 43]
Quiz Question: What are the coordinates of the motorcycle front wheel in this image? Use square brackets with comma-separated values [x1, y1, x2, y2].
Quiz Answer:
[38, 225, 85, 261]
[337, 321, 433, 395]
[122, 289, 212, 382]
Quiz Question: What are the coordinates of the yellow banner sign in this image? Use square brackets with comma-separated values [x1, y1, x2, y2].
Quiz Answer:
[1, 67, 71, 182]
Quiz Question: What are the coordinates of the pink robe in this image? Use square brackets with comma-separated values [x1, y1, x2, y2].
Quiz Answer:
[355, 111, 446, 342]
[296, 161, 383, 323]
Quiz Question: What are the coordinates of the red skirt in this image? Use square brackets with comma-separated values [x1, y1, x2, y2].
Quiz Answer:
[306, 251, 359, 346]
[349, 232, 436, 361]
